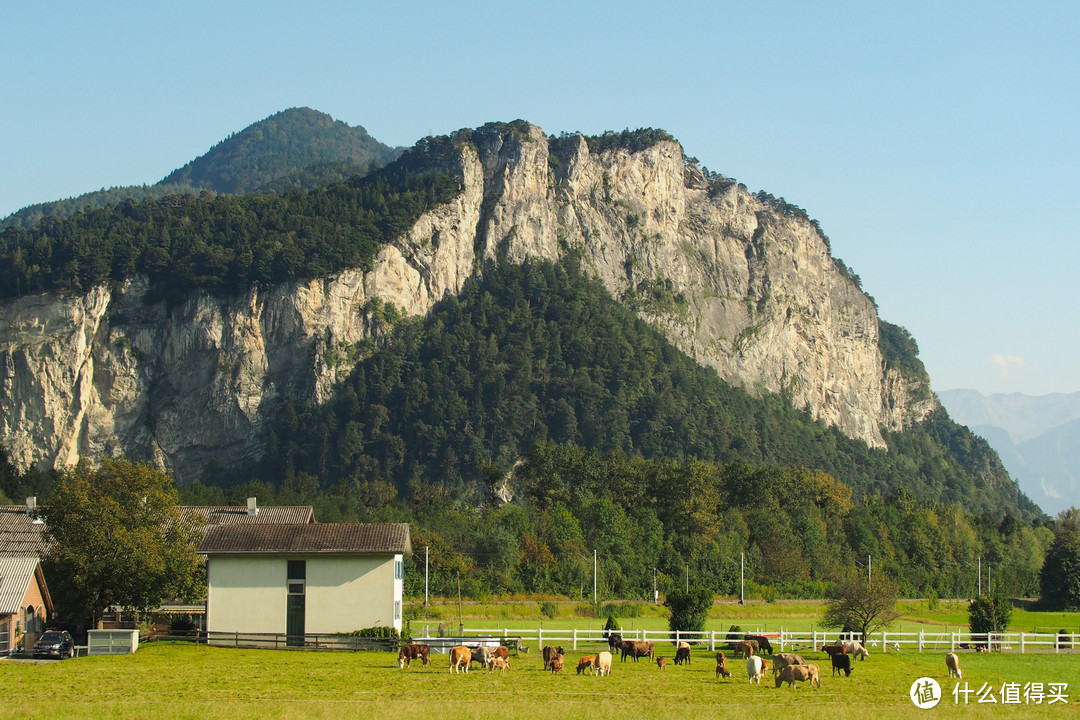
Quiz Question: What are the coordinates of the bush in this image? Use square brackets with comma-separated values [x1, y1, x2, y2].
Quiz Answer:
[539, 601, 558, 619]
[968, 593, 1012, 636]
[663, 585, 713, 634]
[603, 614, 620, 637]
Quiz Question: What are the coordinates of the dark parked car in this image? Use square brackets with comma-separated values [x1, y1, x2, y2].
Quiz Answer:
[32, 630, 74, 659]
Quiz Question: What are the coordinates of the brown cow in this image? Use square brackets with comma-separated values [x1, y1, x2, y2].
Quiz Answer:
[715, 651, 731, 679]
[771, 653, 806, 677]
[735, 640, 758, 658]
[618, 640, 654, 662]
[449, 645, 472, 674]
[542, 645, 566, 671]
[398, 643, 430, 668]
[744, 634, 774, 655]
[578, 656, 596, 675]
[656, 657, 667, 670]
[550, 654, 564, 675]
[821, 644, 847, 657]
[491, 646, 511, 662]
[775, 663, 821, 689]
[674, 646, 691, 665]
[489, 657, 510, 672]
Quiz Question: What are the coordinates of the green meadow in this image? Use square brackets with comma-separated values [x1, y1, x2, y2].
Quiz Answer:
[1, 641, 1076, 719]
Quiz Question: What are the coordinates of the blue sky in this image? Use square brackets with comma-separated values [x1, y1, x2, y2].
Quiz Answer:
[3, 1, 1078, 396]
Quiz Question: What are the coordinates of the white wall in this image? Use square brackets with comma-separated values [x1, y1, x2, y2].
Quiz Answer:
[206, 553, 403, 635]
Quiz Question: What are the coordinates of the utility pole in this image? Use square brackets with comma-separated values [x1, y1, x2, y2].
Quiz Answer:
[868, 554, 872, 586]
[593, 549, 597, 605]
[740, 552, 745, 605]
[653, 568, 658, 604]
[424, 546, 429, 607]
[685, 563, 689, 592]
[978, 557, 982, 595]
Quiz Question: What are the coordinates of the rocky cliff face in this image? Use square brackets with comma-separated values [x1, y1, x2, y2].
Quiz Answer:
[0, 123, 937, 482]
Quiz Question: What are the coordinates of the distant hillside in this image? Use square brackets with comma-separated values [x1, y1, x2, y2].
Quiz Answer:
[0, 108, 401, 231]
[940, 389, 1080, 515]
[160, 108, 401, 194]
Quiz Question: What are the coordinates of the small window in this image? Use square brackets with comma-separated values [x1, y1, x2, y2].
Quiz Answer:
[288, 582, 305, 595]
[395, 559, 404, 580]
[288, 560, 306, 581]
[395, 601, 401, 620]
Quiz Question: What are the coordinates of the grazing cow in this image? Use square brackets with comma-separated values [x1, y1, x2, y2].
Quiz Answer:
[775, 663, 821, 689]
[449, 646, 472, 674]
[820, 644, 847, 658]
[677, 641, 691, 650]
[831, 653, 852, 677]
[398, 644, 430, 668]
[735, 640, 758, 658]
[491, 646, 511, 661]
[771, 653, 806, 677]
[657, 657, 667, 670]
[746, 655, 769, 684]
[674, 646, 691, 665]
[744, 634, 774, 655]
[594, 651, 613, 677]
[946, 653, 962, 679]
[619, 640, 655, 662]
[489, 657, 510, 672]
[841, 641, 869, 660]
[470, 646, 494, 669]
[542, 645, 566, 671]
[608, 633, 623, 653]
[549, 654, 564, 675]
[715, 651, 731, 679]
[578, 656, 596, 675]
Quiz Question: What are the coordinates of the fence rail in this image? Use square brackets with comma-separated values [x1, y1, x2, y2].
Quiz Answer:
[146, 628, 1077, 655]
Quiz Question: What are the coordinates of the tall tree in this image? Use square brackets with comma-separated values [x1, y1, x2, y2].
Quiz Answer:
[41, 458, 202, 628]
[820, 575, 900, 643]
[1040, 507, 1080, 610]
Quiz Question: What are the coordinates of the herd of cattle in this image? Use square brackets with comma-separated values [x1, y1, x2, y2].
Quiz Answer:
[393, 632, 952, 691]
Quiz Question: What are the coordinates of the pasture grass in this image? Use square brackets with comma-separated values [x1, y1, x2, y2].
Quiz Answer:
[1, 640, 1076, 719]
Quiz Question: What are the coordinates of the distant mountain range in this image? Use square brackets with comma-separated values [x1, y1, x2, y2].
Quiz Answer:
[0, 108, 401, 230]
[938, 389, 1080, 516]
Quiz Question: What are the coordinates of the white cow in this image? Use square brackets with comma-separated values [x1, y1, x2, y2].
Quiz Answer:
[594, 651, 613, 677]
[746, 655, 769, 684]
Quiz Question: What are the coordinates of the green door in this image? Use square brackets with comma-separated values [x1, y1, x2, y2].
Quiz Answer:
[286, 593, 305, 646]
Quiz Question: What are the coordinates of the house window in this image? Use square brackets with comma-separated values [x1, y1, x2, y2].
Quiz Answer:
[0, 618, 9, 649]
[395, 559, 404, 580]
[395, 601, 401, 620]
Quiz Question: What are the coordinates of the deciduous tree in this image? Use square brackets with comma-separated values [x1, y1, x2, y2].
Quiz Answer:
[820, 575, 900, 643]
[42, 458, 202, 628]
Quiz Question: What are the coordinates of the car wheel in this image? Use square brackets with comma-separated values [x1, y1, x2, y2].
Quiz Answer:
[68, 646, 74, 659]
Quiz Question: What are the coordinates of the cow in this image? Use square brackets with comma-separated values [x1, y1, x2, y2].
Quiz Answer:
[489, 656, 510, 672]
[549, 654, 564, 675]
[676, 640, 691, 650]
[449, 646, 472, 674]
[831, 653, 852, 677]
[542, 645, 566, 671]
[578, 656, 596, 675]
[398, 644, 430, 668]
[607, 633, 623, 653]
[657, 657, 667, 670]
[820, 644, 847, 658]
[594, 651, 613, 677]
[946, 652, 962, 679]
[715, 651, 731, 679]
[619, 640, 654, 662]
[744, 634, 773, 655]
[775, 663, 821, 689]
[746, 655, 769, 684]
[735, 640, 758, 658]
[771, 653, 806, 677]
[842, 641, 869, 660]
[470, 645, 494, 669]
[674, 646, 691, 665]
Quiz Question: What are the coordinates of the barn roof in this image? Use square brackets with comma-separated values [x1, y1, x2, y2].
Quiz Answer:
[176, 505, 314, 528]
[198, 523, 411, 556]
[0, 556, 51, 616]
[0, 506, 49, 557]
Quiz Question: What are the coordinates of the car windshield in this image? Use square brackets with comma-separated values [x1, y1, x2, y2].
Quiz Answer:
[39, 632, 64, 642]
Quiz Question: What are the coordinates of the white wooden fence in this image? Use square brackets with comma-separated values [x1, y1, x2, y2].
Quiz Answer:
[415, 626, 1078, 654]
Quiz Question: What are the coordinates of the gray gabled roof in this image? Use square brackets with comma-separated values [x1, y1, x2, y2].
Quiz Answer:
[0, 556, 50, 616]
[176, 505, 315, 528]
[198, 523, 411, 556]
[0, 506, 49, 557]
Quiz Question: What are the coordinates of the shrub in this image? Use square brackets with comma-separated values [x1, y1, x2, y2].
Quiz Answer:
[663, 585, 713, 634]
[539, 601, 558, 619]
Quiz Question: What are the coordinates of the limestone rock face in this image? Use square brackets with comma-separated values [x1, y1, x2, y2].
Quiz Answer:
[0, 124, 936, 481]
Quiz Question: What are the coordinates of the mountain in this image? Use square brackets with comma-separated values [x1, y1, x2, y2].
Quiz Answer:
[940, 389, 1080, 515]
[0, 108, 400, 231]
[159, 108, 400, 194]
[0, 120, 1035, 522]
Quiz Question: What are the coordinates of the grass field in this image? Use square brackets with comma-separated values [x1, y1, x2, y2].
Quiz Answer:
[1, 641, 1076, 719]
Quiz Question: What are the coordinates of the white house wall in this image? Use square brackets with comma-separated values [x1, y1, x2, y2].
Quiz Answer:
[206, 554, 402, 635]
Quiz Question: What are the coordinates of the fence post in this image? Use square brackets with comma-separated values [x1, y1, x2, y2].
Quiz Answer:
[710, 631, 715, 652]
[676, 630, 680, 646]
[1020, 633, 1025, 654]
[573, 629, 578, 651]
[919, 630, 924, 652]
[538, 628, 543, 649]
[1055, 633, 1060, 654]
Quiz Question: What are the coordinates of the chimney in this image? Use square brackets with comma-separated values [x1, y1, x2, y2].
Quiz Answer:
[25, 497, 36, 516]
[246, 497, 258, 516]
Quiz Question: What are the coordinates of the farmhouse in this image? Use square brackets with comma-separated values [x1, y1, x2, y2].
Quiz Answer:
[0, 502, 52, 652]
[199, 523, 410, 640]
